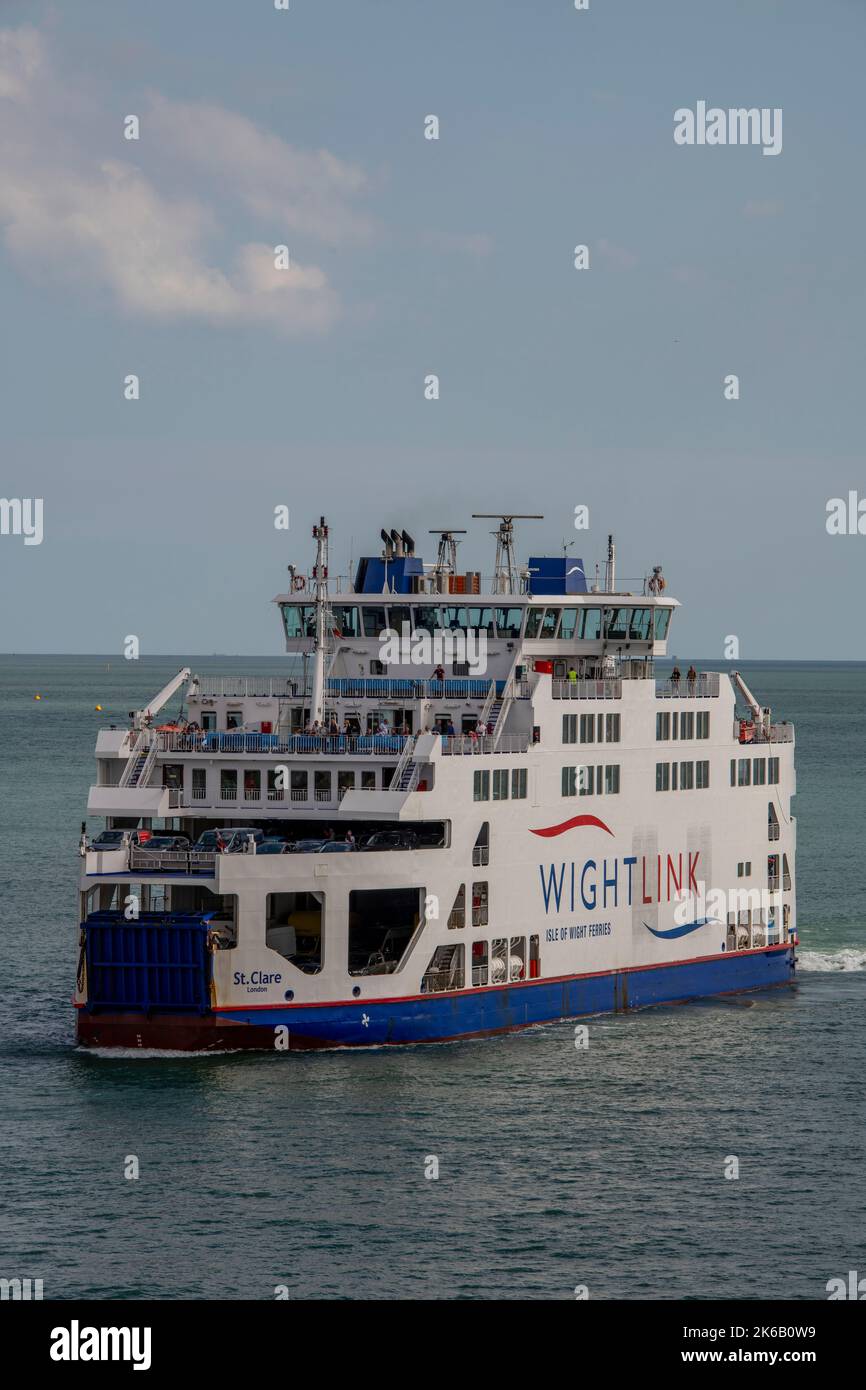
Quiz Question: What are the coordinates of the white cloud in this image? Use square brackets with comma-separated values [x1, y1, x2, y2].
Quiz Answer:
[146, 94, 373, 246]
[0, 25, 364, 332]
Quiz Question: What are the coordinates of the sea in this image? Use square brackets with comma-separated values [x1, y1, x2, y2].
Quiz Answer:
[0, 655, 864, 1300]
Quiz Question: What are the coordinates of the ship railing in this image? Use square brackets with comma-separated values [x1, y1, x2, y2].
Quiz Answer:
[440, 734, 530, 755]
[325, 677, 529, 701]
[158, 732, 410, 756]
[551, 678, 622, 700]
[655, 673, 720, 698]
[191, 677, 301, 698]
[733, 720, 794, 744]
[129, 848, 216, 874]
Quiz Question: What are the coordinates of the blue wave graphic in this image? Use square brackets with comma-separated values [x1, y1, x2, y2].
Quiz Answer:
[643, 917, 721, 940]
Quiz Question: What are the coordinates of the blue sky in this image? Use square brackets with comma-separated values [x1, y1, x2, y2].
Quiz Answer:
[1, 0, 864, 657]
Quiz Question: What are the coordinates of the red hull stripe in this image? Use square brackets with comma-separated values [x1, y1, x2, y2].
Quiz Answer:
[529, 813, 614, 838]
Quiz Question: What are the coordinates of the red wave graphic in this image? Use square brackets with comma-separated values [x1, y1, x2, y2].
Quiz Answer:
[530, 814, 614, 838]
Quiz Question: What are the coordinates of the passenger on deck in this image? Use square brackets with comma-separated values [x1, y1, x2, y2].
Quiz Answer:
[687, 664, 697, 694]
[432, 664, 445, 683]
[671, 666, 681, 691]
[567, 666, 577, 685]
[446, 720, 456, 737]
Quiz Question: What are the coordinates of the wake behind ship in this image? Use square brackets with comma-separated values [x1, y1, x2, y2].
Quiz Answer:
[75, 517, 797, 1050]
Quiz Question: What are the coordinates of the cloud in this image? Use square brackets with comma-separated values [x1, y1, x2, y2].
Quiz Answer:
[0, 25, 364, 332]
[146, 94, 373, 247]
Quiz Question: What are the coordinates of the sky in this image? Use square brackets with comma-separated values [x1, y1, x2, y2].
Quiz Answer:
[1, 0, 864, 658]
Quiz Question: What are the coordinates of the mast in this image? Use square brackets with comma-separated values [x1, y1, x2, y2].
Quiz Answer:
[309, 516, 329, 726]
[472, 514, 543, 594]
[605, 534, 616, 593]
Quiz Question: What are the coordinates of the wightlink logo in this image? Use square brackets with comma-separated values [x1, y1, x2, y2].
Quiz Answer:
[379, 621, 487, 675]
[674, 101, 782, 156]
[538, 851, 701, 914]
[50, 1320, 152, 1371]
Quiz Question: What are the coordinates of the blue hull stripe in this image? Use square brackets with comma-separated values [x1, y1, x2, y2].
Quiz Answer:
[214, 947, 795, 1047]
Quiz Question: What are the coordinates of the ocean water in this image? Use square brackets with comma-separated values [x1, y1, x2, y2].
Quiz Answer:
[0, 655, 864, 1300]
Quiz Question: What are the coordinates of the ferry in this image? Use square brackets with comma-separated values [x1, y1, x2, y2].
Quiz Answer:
[75, 516, 797, 1050]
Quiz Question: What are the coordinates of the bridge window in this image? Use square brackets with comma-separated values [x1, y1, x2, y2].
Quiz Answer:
[466, 607, 495, 635]
[604, 608, 629, 641]
[559, 608, 579, 640]
[495, 607, 523, 637]
[629, 608, 653, 640]
[389, 605, 412, 631]
[443, 606, 469, 631]
[362, 606, 388, 637]
[281, 604, 317, 639]
[540, 608, 561, 638]
[578, 608, 602, 639]
[331, 605, 360, 638]
[413, 605, 442, 634]
[654, 609, 671, 639]
[525, 608, 544, 638]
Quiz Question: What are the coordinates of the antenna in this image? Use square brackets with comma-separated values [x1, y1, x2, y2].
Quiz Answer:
[428, 529, 466, 579]
[472, 513, 543, 594]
